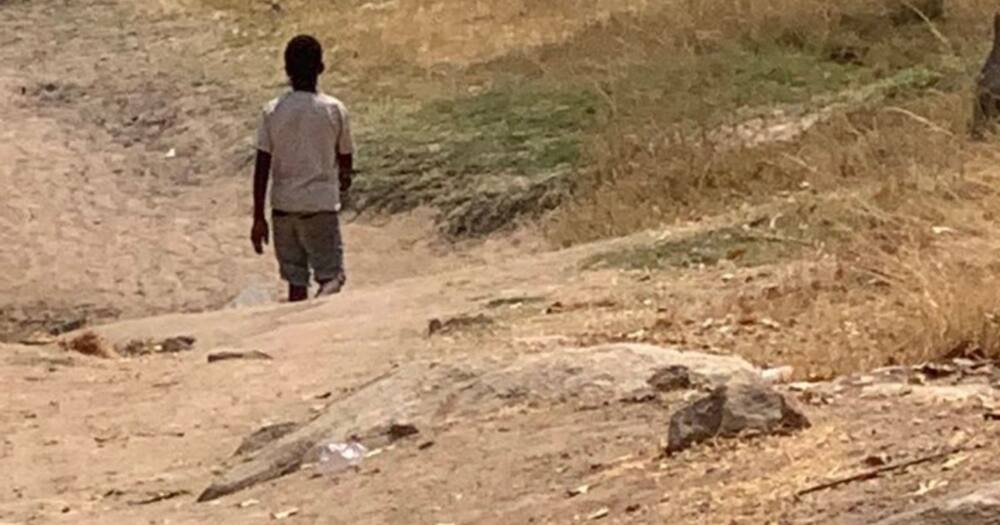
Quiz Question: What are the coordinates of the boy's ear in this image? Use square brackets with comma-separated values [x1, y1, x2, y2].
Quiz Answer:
[318, 61, 326, 75]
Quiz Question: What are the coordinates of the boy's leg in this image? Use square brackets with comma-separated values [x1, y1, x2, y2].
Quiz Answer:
[299, 212, 345, 297]
[288, 284, 308, 302]
[272, 214, 312, 302]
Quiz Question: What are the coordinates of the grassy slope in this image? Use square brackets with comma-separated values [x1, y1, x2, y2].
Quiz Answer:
[197, 0, 1000, 374]
[200, 0, 985, 237]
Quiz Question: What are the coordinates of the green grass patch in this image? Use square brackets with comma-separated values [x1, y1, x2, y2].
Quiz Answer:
[353, 84, 603, 236]
[582, 198, 869, 271]
[611, 46, 873, 126]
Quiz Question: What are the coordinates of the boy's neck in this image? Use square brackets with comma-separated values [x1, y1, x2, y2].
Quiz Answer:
[290, 78, 319, 93]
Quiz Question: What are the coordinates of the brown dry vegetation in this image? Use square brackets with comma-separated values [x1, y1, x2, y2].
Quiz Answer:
[193, 0, 1000, 376]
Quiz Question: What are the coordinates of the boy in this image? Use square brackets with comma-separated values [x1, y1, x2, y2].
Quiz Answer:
[250, 35, 355, 302]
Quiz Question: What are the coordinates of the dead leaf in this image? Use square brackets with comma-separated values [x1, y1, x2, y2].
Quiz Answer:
[760, 318, 782, 330]
[948, 430, 971, 448]
[942, 454, 969, 471]
[911, 479, 948, 497]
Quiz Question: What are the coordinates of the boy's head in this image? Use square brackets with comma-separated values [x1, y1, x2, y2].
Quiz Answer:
[284, 35, 325, 86]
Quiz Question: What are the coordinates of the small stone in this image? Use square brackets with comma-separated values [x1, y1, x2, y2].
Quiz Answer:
[272, 508, 299, 520]
[587, 507, 610, 520]
[387, 423, 419, 441]
[863, 454, 891, 467]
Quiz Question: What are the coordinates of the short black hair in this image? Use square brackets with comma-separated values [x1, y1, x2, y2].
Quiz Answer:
[284, 35, 324, 81]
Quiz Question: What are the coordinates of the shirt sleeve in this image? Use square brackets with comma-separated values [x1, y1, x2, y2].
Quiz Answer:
[255, 108, 272, 153]
[334, 104, 355, 155]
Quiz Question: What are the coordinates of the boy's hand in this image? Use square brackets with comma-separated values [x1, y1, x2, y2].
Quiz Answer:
[339, 171, 352, 193]
[251, 217, 269, 254]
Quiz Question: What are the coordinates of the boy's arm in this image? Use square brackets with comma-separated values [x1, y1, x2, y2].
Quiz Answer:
[251, 150, 272, 254]
[337, 153, 353, 192]
[335, 104, 355, 193]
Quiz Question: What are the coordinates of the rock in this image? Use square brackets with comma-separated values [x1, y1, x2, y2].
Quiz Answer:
[161, 336, 196, 353]
[48, 316, 87, 336]
[667, 382, 810, 453]
[207, 350, 274, 363]
[386, 422, 419, 441]
[872, 481, 1000, 524]
[117, 336, 196, 357]
[199, 344, 759, 501]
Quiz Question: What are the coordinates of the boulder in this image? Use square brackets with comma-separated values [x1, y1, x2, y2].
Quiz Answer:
[198, 344, 759, 501]
[872, 481, 1000, 524]
[667, 382, 809, 454]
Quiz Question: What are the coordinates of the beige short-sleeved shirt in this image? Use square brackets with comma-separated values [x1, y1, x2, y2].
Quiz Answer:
[255, 91, 354, 213]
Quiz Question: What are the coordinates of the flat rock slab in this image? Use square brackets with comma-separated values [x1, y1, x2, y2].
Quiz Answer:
[198, 343, 759, 502]
[872, 481, 1000, 525]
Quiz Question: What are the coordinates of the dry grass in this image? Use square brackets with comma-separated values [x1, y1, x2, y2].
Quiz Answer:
[546, 76, 1000, 376]
[60, 331, 117, 359]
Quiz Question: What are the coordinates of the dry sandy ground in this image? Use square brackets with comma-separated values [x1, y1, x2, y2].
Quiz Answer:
[7, 246, 1000, 525]
[6, 1, 1000, 524]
